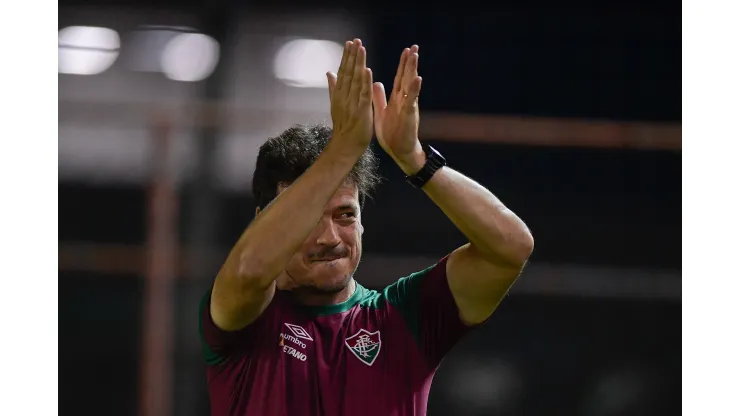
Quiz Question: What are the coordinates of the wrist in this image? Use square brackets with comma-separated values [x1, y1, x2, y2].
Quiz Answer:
[325, 135, 369, 160]
[395, 141, 427, 176]
[403, 144, 447, 189]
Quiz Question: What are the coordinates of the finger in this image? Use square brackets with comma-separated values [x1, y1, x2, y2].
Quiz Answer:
[344, 39, 361, 98]
[372, 82, 387, 113]
[402, 76, 422, 113]
[350, 44, 366, 104]
[337, 40, 353, 92]
[326, 72, 338, 101]
[391, 48, 410, 97]
[402, 53, 419, 94]
[410, 44, 419, 55]
[359, 68, 373, 109]
[356, 40, 367, 69]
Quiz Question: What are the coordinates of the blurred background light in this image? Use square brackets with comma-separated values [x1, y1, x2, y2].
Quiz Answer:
[58, 26, 120, 75]
[580, 365, 665, 416]
[446, 357, 525, 415]
[273, 39, 344, 88]
[160, 33, 220, 82]
[124, 26, 186, 73]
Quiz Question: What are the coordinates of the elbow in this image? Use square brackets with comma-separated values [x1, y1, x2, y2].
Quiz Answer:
[505, 229, 534, 269]
[473, 229, 534, 270]
[518, 231, 534, 265]
[229, 252, 277, 291]
[501, 212, 534, 268]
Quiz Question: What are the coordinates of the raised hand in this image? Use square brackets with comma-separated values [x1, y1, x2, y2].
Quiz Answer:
[326, 39, 374, 152]
[371, 45, 426, 175]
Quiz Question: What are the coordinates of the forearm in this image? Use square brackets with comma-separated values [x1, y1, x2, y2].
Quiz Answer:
[221, 140, 365, 288]
[420, 166, 534, 267]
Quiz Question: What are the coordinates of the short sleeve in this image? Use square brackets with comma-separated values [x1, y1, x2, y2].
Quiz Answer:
[198, 291, 277, 365]
[383, 256, 481, 368]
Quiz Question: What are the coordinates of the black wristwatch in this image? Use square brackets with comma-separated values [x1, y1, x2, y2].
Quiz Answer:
[405, 144, 446, 188]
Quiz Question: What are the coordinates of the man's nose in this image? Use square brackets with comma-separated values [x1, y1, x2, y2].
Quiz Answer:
[316, 220, 341, 246]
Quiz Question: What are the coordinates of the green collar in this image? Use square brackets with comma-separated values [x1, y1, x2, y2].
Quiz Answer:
[294, 281, 370, 317]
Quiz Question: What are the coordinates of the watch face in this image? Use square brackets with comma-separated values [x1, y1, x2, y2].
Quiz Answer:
[426, 145, 446, 165]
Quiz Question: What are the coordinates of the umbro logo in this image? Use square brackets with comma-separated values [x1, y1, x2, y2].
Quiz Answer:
[284, 323, 313, 341]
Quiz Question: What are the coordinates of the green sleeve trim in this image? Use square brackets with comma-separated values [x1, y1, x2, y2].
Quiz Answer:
[198, 292, 227, 366]
[383, 264, 436, 347]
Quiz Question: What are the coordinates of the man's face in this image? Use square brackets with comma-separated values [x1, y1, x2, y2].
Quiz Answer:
[274, 183, 363, 293]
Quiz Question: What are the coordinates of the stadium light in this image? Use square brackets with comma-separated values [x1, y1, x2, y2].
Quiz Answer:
[58, 26, 120, 75]
[160, 33, 220, 82]
[273, 39, 344, 88]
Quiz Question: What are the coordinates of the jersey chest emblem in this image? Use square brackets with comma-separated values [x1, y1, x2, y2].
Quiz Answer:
[344, 329, 382, 366]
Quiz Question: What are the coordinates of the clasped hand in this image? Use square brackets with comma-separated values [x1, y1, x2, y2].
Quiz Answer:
[327, 39, 425, 175]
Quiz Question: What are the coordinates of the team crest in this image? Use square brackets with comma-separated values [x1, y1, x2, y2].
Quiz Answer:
[345, 329, 382, 366]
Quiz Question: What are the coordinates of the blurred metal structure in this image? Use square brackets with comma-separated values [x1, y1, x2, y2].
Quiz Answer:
[139, 115, 178, 416]
[58, 242, 681, 300]
[175, 7, 237, 416]
[58, 100, 681, 150]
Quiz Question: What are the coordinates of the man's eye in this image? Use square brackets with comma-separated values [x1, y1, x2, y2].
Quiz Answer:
[340, 213, 356, 219]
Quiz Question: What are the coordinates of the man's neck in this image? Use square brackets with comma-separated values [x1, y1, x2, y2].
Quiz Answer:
[290, 279, 357, 307]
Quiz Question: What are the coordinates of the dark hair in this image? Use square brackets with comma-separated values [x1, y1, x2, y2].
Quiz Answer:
[252, 123, 381, 210]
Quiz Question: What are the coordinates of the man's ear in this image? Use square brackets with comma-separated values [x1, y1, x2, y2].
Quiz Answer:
[255, 207, 261, 216]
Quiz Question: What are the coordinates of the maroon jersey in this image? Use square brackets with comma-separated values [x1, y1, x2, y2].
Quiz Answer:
[199, 256, 479, 416]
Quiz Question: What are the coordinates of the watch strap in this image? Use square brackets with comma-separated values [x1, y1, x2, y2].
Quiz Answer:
[405, 144, 446, 188]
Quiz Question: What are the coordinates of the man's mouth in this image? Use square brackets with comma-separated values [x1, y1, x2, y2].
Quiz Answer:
[312, 255, 343, 262]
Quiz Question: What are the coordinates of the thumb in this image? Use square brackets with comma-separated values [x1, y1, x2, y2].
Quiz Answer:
[327, 72, 338, 101]
[372, 82, 387, 114]
[402, 76, 422, 113]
